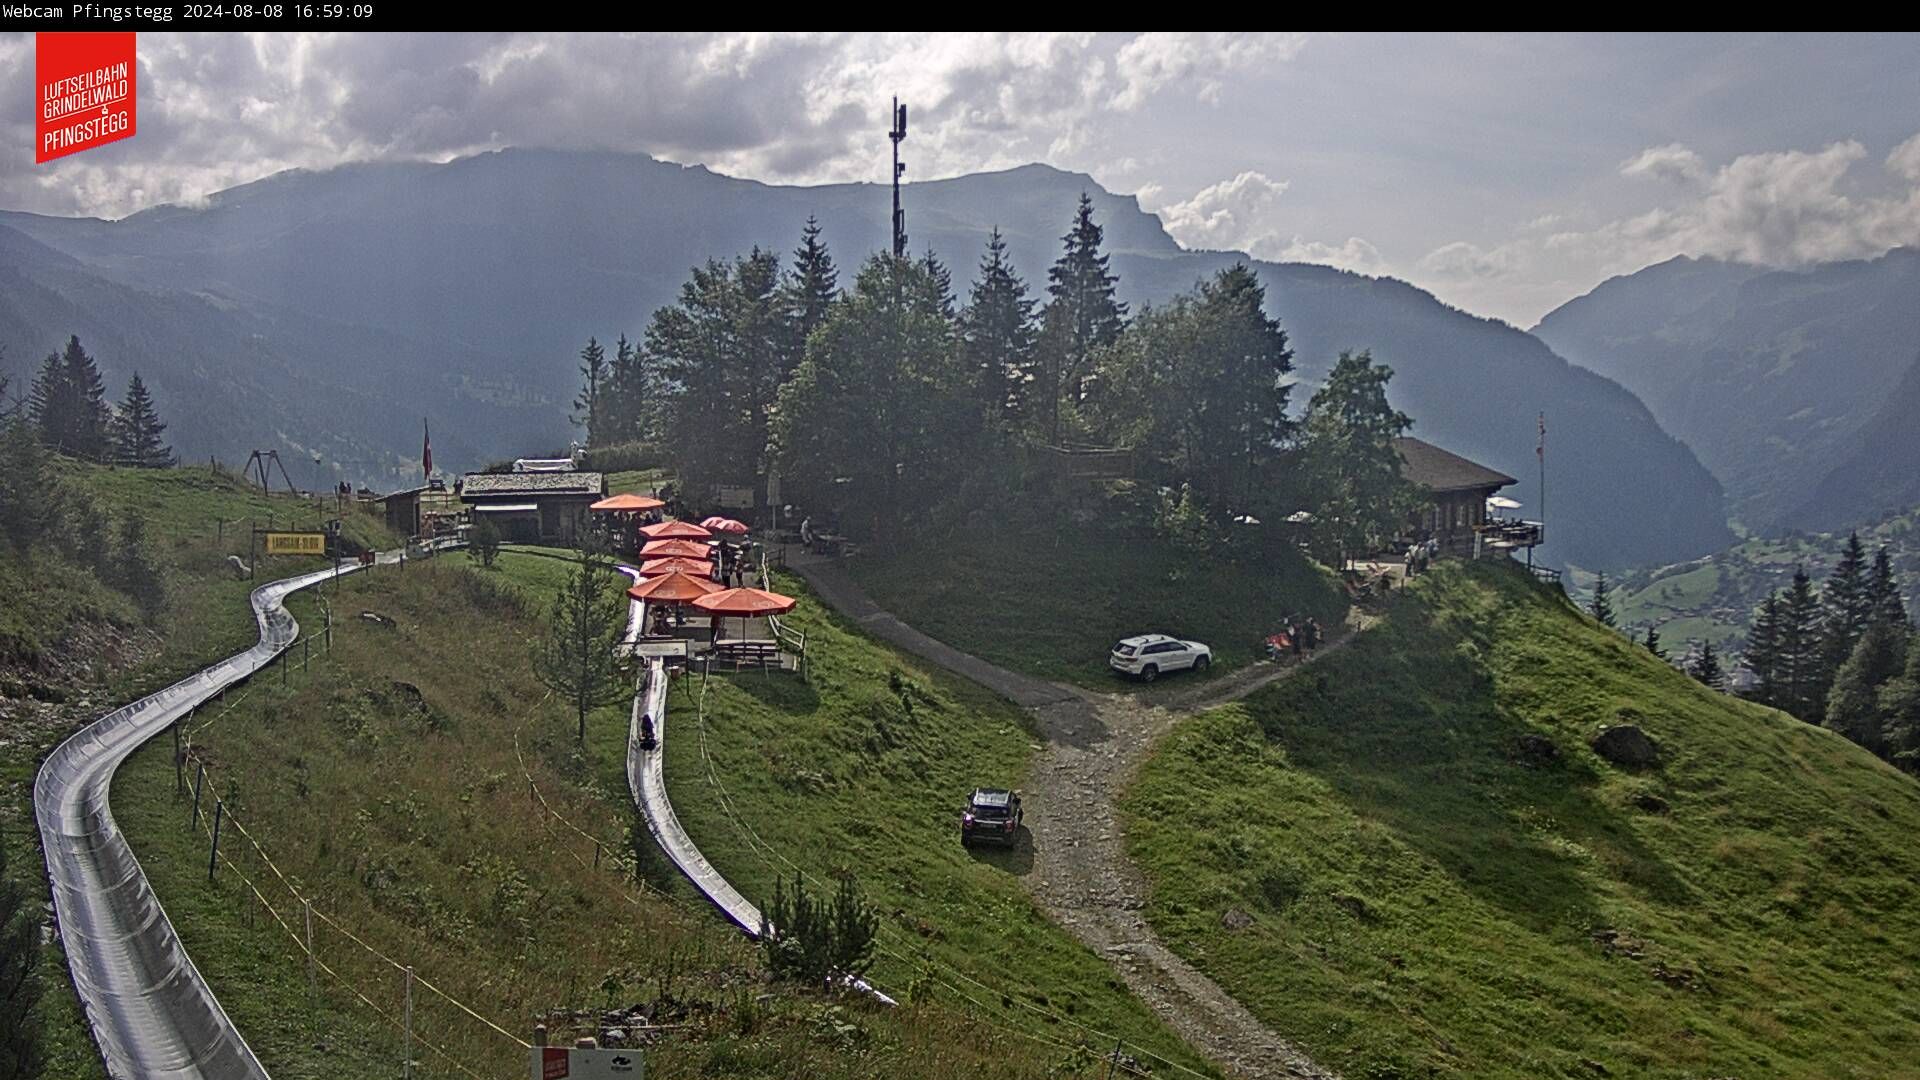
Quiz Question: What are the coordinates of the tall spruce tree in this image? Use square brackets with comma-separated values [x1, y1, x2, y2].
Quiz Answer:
[1036, 193, 1127, 443]
[1645, 626, 1667, 660]
[1745, 590, 1785, 706]
[532, 547, 627, 742]
[919, 248, 958, 321]
[1689, 640, 1726, 690]
[0, 414, 59, 552]
[1, 830, 44, 1080]
[29, 336, 112, 460]
[958, 228, 1038, 431]
[1821, 532, 1872, 678]
[1589, 573, 1616, 627]
[781, 216, 839, 376]
[574, 337, 608, 442]
[112, 371, 173, 468]
[1778, 568, 1826, 720]
[1867, 545, 1909, 628]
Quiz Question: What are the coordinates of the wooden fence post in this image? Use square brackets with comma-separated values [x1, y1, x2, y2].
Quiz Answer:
[207, 801, 224, 881]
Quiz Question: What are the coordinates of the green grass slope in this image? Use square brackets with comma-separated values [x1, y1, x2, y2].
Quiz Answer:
[1124, 561, 1920, 1079]
[637, 568, 1218, 1076]
[848, 511, 1346, 689]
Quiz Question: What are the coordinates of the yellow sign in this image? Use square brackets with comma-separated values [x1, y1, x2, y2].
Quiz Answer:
[264, 532, 326, 556]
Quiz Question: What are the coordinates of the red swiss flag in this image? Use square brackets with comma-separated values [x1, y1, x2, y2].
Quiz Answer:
[37, 33, 138, 164]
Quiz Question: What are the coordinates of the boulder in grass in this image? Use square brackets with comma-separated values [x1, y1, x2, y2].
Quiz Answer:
[1591, 724, 1659, 768]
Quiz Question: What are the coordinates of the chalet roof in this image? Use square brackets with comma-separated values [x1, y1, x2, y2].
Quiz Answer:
[461, 471, 605, 499]
[1393, 437, 1516, 494]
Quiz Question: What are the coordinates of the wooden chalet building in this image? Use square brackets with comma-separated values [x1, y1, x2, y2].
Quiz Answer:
[460, 470, 606, 545]
[1393, 437, 1543, 560]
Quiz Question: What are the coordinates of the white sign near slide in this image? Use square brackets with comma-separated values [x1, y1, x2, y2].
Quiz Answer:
[530, 1046, 644, 1079]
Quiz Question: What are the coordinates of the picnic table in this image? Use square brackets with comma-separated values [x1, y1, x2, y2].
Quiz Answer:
[710, 638, 781, 668]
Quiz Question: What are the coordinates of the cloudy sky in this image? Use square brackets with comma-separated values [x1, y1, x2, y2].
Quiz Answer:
[3, 31, 1919, 324]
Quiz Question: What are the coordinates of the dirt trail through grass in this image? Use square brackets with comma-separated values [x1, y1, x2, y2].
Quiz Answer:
[791, 550, 1352, 1079]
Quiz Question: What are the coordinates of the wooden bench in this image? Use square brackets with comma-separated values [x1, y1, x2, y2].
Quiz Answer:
[711, 639, 781, 669]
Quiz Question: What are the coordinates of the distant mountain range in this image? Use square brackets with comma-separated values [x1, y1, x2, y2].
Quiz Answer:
[1534, 249, 1920, 533]
[0, 148, 1733, 568]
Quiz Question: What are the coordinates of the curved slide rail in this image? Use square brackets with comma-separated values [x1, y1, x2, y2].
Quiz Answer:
[34, 554, 395, 1080]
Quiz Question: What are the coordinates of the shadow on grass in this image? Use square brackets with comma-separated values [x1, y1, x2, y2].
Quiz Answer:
[723, 669, 821, 714]
[1249, 574, 1694, 931]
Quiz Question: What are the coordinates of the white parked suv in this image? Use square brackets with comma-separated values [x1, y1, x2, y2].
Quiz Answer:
[1109, 634, 1212, 682]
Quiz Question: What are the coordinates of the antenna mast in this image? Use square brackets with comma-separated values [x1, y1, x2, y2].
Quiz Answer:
[889, 97, 908, 259]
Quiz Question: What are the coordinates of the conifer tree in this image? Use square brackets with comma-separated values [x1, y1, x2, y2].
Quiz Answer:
[1036, 193, 1127, 443]
[1644, 626, 1667, 660]
[1878, 642, 1920, 773]
[1866, 545, 1908, 628]
[918, 248, 957, 321]
[1295, 350, 1410, 564]
[959, 228, 1038, 431]
[574, 337, 607, 442]
[29, 336, 112, 460]
[1589, 573, 1616, 627]
[1745, 590, 1784, 706]
[112, 371, 173, 468]
[1778, 568, 1825, 720]
[1821, 531, 1871, 679]
[532, 546, 628, 742]
[0, 414, 59, 552]
[1689, 640, 1726, 690]
[781, 216, 839, 377]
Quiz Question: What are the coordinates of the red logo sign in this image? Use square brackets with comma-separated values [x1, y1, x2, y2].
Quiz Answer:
[541, 1048, 570, 1080]
[37, 32, 137, 164]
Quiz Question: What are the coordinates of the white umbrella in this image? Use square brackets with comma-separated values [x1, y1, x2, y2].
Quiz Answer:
[1487, 495, 1523, 510]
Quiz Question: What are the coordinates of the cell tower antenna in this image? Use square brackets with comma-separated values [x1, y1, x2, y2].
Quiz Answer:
[889, 96, 908, 259]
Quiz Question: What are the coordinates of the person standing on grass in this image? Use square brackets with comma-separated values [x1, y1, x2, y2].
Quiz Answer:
[1306, 617, 1321, 655]
[1290, 618, 1303, 657]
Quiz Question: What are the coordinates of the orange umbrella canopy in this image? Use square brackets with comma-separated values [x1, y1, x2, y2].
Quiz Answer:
[691, 586, 797, 618]
[627, 571, 721, 604]
[700, 516, 751, 535]
[639, 556, 714, 578]
[639, 538, 713, 560]
[591, 492, 666, 512]
[641, 520, 713, 540]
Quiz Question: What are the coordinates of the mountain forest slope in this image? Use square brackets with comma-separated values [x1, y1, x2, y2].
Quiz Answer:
[2, 148, 1729, 568]
[1124, 561, 1920, 1079]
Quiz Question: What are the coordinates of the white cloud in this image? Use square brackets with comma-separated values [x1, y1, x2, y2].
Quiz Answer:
[1150, 170, 1290, 252]
[1620, 142, 1708, 185]
[1109, 33, 1308, 110]
[1887, 133, 1920, 183]
[1420, 240, 1518, 279]
[1270, 235, 1388, 275]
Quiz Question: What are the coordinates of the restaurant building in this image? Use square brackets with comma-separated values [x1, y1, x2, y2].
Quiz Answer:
[1394, 437, 1542, 560]
[460, 470, 606, 545]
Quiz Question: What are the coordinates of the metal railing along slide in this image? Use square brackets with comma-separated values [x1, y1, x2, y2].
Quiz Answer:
[33, 549, 413, 1080]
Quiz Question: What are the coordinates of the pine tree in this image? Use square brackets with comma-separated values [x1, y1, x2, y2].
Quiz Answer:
[1778, 568, 1825, 721]
[959, 228, 1038, 431]
[112, 510, 166, 619]
[1036, 193, 1127, 443]
[1866, 545, 1909, 628]
[1878, 643, 1920, 773]
[532, 547, 628, 742]
[1589, 573, 1616, 627]
[1820, 531, 1871, 682]
[919, 248, 957, 321]
[1644, 626, 1667, 660]
[1689, 640, 1726, 690]
[1, 830, 45, 1080]
[1295, 350, 1410, 564]
[574, 337, 608, 442]
[1745, 590, 1784, 706]
[28, 336, 112, 460]
[781, 215, 839, 378]
[112, 371, 173, 468]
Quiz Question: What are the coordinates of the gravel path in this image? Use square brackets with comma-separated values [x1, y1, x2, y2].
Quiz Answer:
[789, 551, 1351, 1079]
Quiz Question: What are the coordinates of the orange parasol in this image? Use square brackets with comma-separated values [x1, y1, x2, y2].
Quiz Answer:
[639, 538, 713, 560]
[639, 556, 714, 578]
[627, 571, 721, 604]
[641, 520, 713, 540]
[691, 587, 796, 617]
[591, 492, 665, 512]
[700, 516, 751, 535]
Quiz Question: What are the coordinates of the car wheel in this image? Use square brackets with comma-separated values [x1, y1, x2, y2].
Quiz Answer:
[1194, 655, 1210, 672]
[1141, 664, 1158, 683]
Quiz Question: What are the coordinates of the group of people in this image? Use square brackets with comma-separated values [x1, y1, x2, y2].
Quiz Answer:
[1266, 614, 1326, 660]
[1404, 536, 1441, 577]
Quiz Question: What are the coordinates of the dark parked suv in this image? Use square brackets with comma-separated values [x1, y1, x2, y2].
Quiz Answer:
[960, 788, 1023, 848]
